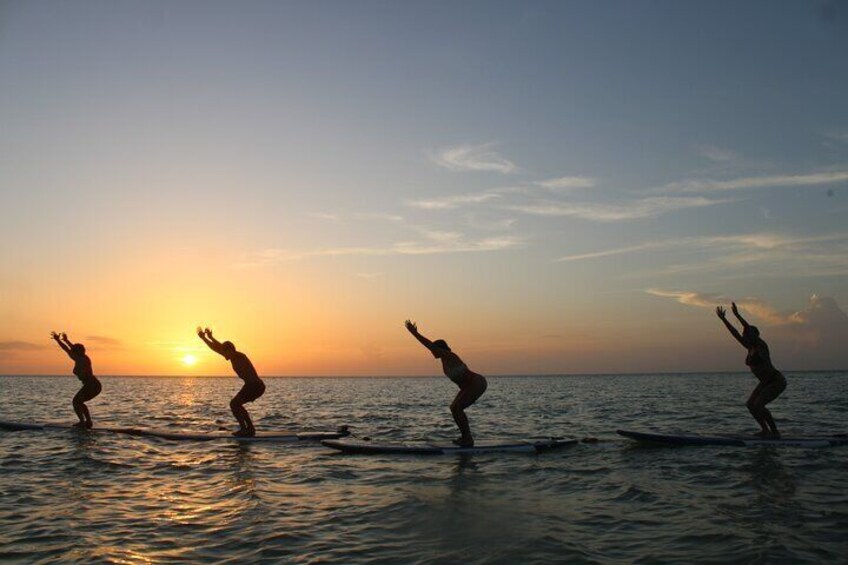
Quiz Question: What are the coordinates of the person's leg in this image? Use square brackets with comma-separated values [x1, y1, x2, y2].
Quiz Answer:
[746, 383, 769, 434]
[240, 382, 264, 436]
[758, 377, 786, 437]
[73, 382, 100, 428]
[230, 396, 249, 433]
[231, 382, 264, 436]
[449, 377, 487, 446]
[72, 392, 87, 427]
[449, 394, 472, 444]
[241, 405, 255, 436]
[761, 406, 779, 437]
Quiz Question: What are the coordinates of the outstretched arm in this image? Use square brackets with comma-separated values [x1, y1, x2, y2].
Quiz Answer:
[197, 327, 225, 356]
[716, 307, 746, 347]
[51, 331, 72, 357]
[404, 320, 437, 353]
[731, 302, 750, 329]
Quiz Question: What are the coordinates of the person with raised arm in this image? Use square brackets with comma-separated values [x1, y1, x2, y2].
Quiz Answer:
[50, 332, 102, 428]
[404, 320, 487, 447]
[197, 327, 265, 437]
[716, 302, 787, 438]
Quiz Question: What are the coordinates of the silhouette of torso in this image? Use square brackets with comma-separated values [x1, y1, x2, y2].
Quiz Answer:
[71, 352, 96, 383]
[746, 341, 777, 382]
[230, 351, 260, 384]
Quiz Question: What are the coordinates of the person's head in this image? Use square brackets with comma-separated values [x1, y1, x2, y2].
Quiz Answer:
[432, 339, 451, 358]
[70, 343, 86, 356]
[221, 341, 236, 359]
[742, 325, 760, 344]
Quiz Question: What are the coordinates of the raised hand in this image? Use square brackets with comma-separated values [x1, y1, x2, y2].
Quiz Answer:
[716, 306, 726, 319]
[196, 326, 205, 338]
[731, 302, 740, 316]
[60, 332, 69, 341]
[204, 328, 213, 338]
[50, 331, 60, 340]
[404, 320, 418, 334]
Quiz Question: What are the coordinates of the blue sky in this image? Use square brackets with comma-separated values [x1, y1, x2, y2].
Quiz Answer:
[1, 1, 847, 374]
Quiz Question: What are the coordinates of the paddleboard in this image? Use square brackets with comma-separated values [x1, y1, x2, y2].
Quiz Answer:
[0, 420, 350, 442]
[321, 437, 578, 455]
[123, 427, 350, 442]
[617, 429, 848, 448]
[0, 420, 135, 434]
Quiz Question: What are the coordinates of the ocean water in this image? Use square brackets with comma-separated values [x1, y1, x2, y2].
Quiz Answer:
[1, 373, 847, 564]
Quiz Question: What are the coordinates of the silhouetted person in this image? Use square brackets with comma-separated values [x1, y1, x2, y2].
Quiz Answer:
[405, 320, 487, 447]
[716, 303, 787, 438]
[197, 327, 265, 436]
[51, 331, 101, 429]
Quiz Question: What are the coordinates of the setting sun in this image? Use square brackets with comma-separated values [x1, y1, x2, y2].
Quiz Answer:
[181, 354, 197, 367]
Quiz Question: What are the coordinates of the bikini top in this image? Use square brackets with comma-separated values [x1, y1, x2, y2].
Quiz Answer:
[444, 362, 469, 385]
[745, 343, 770, 368]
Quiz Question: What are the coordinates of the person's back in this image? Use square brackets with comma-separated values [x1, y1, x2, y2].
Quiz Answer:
[230, 351, 260, 384]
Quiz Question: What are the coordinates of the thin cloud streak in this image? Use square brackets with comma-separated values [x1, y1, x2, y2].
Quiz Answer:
[556, 242, 665, 262]
[235, 236, 524, 266]
[558, 232, 848, 263]
[507, 196, 730, 221]
[0, 341, 45, 351]
[662, 170, 848, 193]
[429, 143, 517, 174]
[408, 192, 501, 210]
[697, 145, 737, 163]
[535, 176, 596, 190]
[85, 335, 124, 349]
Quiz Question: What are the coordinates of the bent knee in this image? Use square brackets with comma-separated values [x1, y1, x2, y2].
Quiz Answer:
[230, 397, 243, 409]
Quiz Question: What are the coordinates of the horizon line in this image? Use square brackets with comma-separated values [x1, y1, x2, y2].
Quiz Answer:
[1, 369, 845, 378]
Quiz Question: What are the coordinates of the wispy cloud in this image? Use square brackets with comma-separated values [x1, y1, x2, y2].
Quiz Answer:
[696, 145, 737, 163]
[661, 170, 848, 193]
[645, 289, 788, 324]
[308, 212, 341, 221]
[556, 242, 667, 262]
[352, 213, 405, 223]
[557, 232, 848, 278]
[309, 212, 405, 223]
[408, 191, 501, 210]
[823, 130, 848, 144]
[0, 341, 44, 351]
[429, 143, 517, 174]
[507, 196, 730, 221]
[235, 235, 524, 266]
[535, 176, 596, 190]
[465, 212, 516, 231]
[85, 335, 124, 349]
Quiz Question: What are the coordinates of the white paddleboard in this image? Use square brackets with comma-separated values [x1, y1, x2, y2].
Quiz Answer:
[321, 437, 578, 455]
[617, 429, 848, 447]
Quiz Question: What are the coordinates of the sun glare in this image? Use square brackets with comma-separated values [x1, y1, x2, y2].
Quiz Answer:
[181, 354, 197, 366]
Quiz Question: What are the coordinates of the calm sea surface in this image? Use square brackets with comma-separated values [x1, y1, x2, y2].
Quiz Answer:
[1, 373, 847, 564]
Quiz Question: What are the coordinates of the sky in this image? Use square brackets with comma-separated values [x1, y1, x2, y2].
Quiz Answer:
[1, 0, 847, 376]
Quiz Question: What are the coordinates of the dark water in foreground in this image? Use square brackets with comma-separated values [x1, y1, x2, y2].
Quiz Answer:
[1, 373, 847, 564]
